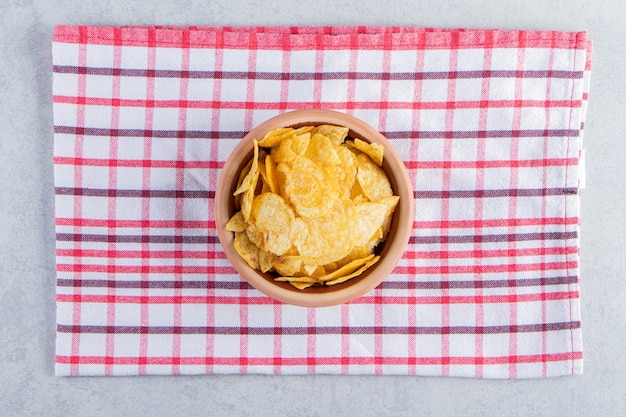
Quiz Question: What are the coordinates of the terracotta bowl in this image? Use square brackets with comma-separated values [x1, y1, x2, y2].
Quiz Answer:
[214, 109, 414, 307]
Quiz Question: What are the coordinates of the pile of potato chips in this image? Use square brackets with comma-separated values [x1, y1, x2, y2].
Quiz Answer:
[225, 124, 399, 290]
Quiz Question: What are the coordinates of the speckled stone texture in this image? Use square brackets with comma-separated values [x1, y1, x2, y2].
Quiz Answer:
[0, 0, 624, 416]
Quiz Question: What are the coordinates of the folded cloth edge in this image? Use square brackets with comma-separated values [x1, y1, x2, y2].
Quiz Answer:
[52, 25, 589, 51]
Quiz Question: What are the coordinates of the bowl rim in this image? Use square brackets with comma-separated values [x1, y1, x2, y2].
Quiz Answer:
[215, 109, 414, 307]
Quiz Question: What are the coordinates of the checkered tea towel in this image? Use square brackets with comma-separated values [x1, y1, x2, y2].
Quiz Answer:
[52, 26, 591, 377]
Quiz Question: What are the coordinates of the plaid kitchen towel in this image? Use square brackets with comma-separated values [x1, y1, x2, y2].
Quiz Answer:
[52, 26, 591, 378]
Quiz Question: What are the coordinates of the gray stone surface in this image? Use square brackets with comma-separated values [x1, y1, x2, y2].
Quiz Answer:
[1, 0, 624, 415]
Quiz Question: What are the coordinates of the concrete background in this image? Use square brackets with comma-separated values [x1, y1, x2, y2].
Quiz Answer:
[1, 0, 624, 415]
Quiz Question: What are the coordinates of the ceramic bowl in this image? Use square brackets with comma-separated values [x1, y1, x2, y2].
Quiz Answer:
[214, 109, 414, 307]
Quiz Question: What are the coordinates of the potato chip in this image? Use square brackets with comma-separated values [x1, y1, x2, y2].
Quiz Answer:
[303, 263, 326, 277]
[238, 141, 261, 222]
[378, 195, 400, 238]
[336, 245, 376, 267]
[271, 256, 302, 277]
[293, 198, 357, 265]
[258, 158, 268, 186]
[228, 123, 398, 290]
[240, 168, 259, 222]
[271, 132, 308, 162]
[355, 153, 393, 202]
[260, 125, 312, 143]
[258, 158, 273, 194]
[292, 132, 311, 155]
[351, 193, 368, 204]
[352, 138, 384, 167]
[350, 180, 367, 202]
[325, 255, 380, 286]
[271, 137, 298, 164]
[233, 231, 259, 270]
[312, 124, 349, 146]
[225, 211, 247, 232]
[356, 196, 399, 252]
[264, 155, 279, 194]
[235, 158, 253, 193]
[290, 281, 316, 290]
[275, 275, 318, 283]
[354, 201, 390, 247]
[332, 145, 358, 197]
[284, 162, 337, 219]
[305, 133, 341, 166]
[293, 125, 315, 136]
[234, 140, 259, 196]
[323, 262, 339, 274]
[260, 176, 272, 194]
[257, 127, 295, 148]
[246, 192, 295, 256]
[258, 249, 275, 273]
[318, 253, 375, 282]
[275, 162, 291, 199]
[234, 158, 252, 208]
